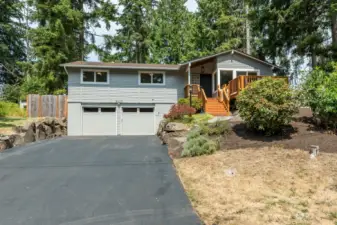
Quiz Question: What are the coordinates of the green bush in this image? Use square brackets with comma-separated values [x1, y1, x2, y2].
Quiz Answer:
[236, 77, 299, 135]
[301, 64, 337, 128]
[182, 130, 218, 157]
[199, 120, 231, 136]
[178, 97, 203, 111]
[0, 101, 26, 117]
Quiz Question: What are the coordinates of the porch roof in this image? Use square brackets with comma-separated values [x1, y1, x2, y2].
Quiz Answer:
[179, 50, 282, 70]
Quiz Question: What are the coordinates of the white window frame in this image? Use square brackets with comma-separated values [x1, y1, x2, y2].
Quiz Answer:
[216, 68, 260, 88]
[81, 69, 110, 85]
[138, 71, 166, 86]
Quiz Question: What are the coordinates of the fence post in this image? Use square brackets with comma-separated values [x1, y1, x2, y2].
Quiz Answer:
[56, 95, 59, 118]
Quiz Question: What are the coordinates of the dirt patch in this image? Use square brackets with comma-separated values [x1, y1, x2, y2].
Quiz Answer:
[222, 119, 337, 153]
[174, 148, 337, 225]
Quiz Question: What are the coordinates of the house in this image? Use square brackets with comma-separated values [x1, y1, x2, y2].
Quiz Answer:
[61, 50, 283, 136]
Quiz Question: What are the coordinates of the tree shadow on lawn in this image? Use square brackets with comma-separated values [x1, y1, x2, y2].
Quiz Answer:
[230, 122, 298, 143]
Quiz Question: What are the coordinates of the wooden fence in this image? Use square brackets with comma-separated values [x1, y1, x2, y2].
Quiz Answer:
[26, 94, 68, 118]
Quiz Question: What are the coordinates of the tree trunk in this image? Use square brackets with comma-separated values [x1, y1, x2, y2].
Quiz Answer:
[312, 51, 317, 68]
[332, 11, 337, 46]
[245, 4, 251, 55]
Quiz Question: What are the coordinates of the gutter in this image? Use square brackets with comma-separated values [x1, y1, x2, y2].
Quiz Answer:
[60, 64, 180, 71]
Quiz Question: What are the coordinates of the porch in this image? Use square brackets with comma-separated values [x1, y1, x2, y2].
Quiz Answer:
[184, 75, 288, 116]
[180, 50, 287, 116]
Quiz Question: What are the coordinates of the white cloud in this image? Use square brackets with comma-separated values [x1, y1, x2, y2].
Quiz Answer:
[88, 0, 197, 61]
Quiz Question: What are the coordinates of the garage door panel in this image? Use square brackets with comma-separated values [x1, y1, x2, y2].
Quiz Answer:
[82, 107, 117, 136]
[121, 107, 155, 135]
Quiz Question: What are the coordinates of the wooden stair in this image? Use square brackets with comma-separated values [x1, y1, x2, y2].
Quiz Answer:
[205, 98, 229, 116]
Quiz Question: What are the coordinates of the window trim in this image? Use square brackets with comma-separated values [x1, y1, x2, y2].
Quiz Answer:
[81, 69, 110, 85]
[138, 71, 166, 86]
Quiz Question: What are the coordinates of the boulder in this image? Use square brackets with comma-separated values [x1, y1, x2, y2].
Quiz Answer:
[0, 136, 12, 152]
[161, 131, 189, 145]
[164, 122, 189, 132]
[167, 137, 187, 158]
[157, 120, 168, 136]
[10, 133, 25, 147]
[24, 122, 36, 143]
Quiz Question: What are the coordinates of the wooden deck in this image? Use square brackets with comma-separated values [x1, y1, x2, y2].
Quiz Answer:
[185, 75, 288, 116]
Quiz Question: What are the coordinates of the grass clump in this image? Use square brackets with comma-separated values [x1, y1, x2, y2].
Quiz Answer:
[200, 120, 231, 136]
[182, 129, 218, 157]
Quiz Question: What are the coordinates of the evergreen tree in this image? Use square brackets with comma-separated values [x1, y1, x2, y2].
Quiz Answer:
[101, 0, 156, 63]
[0, 0, 26, 84]
[27, 0, 116, 93]
[193, 0, 246, 57]
[148, 0, 196, 64]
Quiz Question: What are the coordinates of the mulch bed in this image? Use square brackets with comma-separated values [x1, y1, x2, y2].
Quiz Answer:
[221, 108, 337, 153]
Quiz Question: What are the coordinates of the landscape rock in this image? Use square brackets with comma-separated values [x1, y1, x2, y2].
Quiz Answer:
[167, 137, 187, 158]
[161, 130, 189, 145]
[0, 117, 68, 152]
[24, 123, 36, 143]
[164, 122, 189, 132]
[157, 120, 168, 136]
[10, 133, 25, 147]
[0, 140, 9, 152]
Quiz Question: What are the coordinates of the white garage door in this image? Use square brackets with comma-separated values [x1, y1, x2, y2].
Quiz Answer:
[82, 107, 117, 135]
[121, 107, 155, 135]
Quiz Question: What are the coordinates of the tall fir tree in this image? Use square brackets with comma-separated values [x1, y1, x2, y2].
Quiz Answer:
[0, 0, 26, 84]
[101, 0, 156, 63]
[193, 0, 246, 57]
[28, 0, 116, 93]
[148, 0, 196, 64]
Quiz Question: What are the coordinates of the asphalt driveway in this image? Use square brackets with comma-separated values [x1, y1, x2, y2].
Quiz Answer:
[0, 136, 201, 225]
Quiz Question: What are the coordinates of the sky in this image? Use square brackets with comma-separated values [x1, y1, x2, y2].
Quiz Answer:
[87, 0, 197, 61]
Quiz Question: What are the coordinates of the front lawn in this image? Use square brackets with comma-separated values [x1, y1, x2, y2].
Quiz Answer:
[175, 148, 337, 225]
[0, 117, 27, 135]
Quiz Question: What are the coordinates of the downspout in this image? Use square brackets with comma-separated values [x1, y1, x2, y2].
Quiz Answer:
[188, 62, 191, 85]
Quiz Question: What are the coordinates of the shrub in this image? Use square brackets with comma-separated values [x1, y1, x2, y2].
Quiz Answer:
[0, 101, 26, 117]
[178, 98, 203, 111]
[199, 120, 231, 136]
[182, 130, 218, 157]
[301, 64, 337, 128]
[236, 77, 299, 135]
[164, 104, 196, 120]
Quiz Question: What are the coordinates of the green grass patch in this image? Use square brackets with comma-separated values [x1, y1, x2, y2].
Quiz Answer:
[0, 101, 26, 117]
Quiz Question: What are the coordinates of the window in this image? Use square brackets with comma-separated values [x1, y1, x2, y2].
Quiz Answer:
[237, 71, 259, 76]
[123, 108, 138, 112]
[83, 107, 99, 112]
[81, 70, 109, 84]
[139, 72, 165, 85]
[139, 108, 154, 113]
[101, 108, 116, 112]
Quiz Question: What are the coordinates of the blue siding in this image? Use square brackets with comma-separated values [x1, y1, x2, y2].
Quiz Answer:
[68, 68, 185, 103]
[216, 53, 274, 75]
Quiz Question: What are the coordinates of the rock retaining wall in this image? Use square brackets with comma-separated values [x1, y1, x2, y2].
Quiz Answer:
[157, 121, 189, 158]
[0, 117, 67, 152]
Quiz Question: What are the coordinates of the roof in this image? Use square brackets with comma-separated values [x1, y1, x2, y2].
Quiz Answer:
[180, 50, 282, 69]
[60, 61, 180, 70]
[61, 50, 281, 70]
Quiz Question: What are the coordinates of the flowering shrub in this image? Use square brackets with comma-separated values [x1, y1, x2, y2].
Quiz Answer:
[164, 104, 196, 120]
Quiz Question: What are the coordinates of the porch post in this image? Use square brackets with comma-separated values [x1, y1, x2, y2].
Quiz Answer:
[217, 68, 220, 88]
[188, 62, 191, 85]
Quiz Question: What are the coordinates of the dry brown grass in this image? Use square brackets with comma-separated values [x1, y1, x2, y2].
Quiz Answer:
[174, 147, 337, 225]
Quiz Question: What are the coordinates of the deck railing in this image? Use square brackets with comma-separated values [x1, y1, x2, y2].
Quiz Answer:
[228, 75, 288, 98]
[184, 76, 288, 112]
[184, 84, 207, 109]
